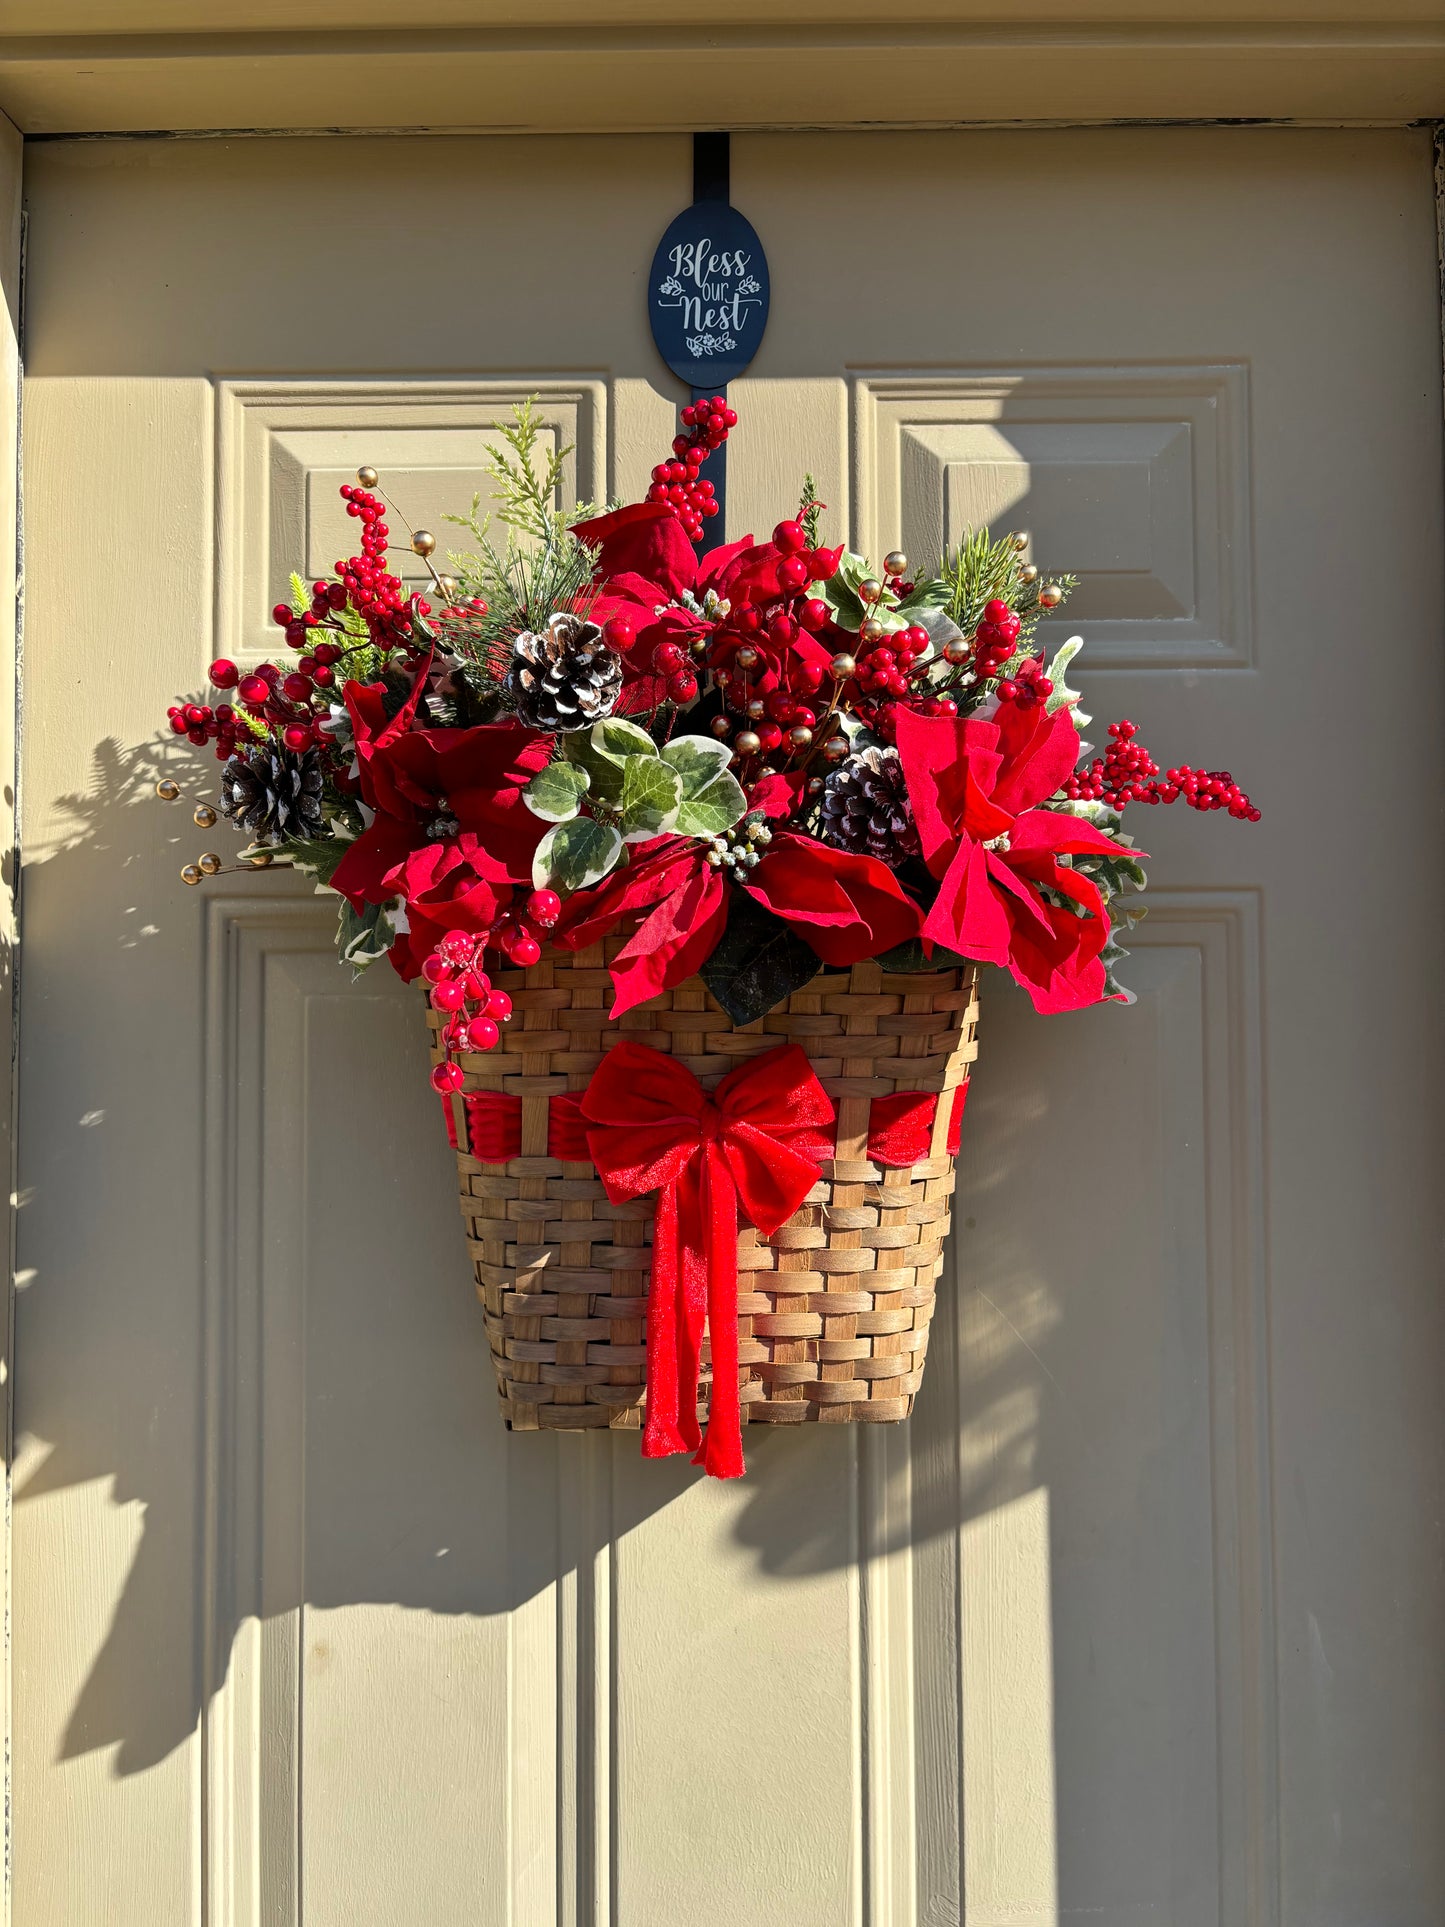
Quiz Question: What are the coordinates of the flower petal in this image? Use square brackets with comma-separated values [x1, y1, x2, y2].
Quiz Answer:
[991, 704, 1085, 817]
[922, 840, 1012, 966]
[609, 862, 728, 1017]
[746, 834, 922, 965]
[572, 501, 698, 602]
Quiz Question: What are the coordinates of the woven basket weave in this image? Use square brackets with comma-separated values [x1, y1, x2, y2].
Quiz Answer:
[426, 940, 979, 1433]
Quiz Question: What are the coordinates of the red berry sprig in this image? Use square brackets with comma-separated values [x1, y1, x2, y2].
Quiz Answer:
[855, 623, 932, 700]
[996, 655, 1054, 708]
[166, 698, 242, 759]
[424, 890, 563, 1091]
[648, 632, 700, 705]
[973, 597, 1022, 678]
[333, 484, 416, 653]
[424, 932, 515, 1092]
[1064, 720, 1260, 820]
[645, 396, 736, 542]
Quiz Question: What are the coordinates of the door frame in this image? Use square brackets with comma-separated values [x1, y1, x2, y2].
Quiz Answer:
[0, 6, 1442, 132]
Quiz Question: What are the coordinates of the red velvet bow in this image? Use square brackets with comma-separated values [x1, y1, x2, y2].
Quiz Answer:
[580, 1040, 835, 1478]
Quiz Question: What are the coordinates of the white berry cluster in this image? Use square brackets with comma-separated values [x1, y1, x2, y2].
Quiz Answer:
[705, 814, 772, 877]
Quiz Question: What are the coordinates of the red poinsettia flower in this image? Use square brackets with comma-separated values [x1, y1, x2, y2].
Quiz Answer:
[743, 833, 923, 965]
[552, 837, 727, 1019]
[332, 683, 549, 924]
[574, 506, 844, 706]
[894, 700, 1137, 1013]
[573, 501, 700, 605]
[572, 505, 712, 706]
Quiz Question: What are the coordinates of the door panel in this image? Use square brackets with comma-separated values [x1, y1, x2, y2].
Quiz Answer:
[15, 128, 1445, 1927]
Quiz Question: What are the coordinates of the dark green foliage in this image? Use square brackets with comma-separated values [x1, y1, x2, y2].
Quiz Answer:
[700, 888, 821, 1024]
[875, 936, 973, 974]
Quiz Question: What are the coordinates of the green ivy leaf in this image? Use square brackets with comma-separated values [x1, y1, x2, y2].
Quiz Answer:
[674, 770, 747, 839]
[270, 831, 348, 889]
[822, 549, 874, 631]
[533, 816, 624, 892]
[661, 734, 734, 796]
[562, 714, 657, 805]
[618, 754, 682, 841]
[823, 574, 865, 631]
[699, 889, 821, 1024]
[592, 715, 658, 761]
[338, 896, 399, 979]
[525, 759, 590, 823]
[896, 577, 950, 613]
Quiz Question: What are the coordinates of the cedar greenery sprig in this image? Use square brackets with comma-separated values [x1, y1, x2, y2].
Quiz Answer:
[482, 397, 572, 545]
[441, 400, 604, 686]
[798, 474, 825, 550]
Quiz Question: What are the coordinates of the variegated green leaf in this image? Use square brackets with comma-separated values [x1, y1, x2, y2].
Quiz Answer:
[532, 816, 624, 892]
[525, 758, 590, 823]
[674, 769, 746, 839]
[618, 754, 682, 841]
[592, 715, 658, 762]
[660, 734, 733, 797]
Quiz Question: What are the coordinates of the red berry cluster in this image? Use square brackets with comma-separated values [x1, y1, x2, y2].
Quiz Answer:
[424, 932, 515, 1091]
[335, 484, 415, 652]
[648, 631, 700, 705]
[855, 623, 932, 699]
[166, 699, 242, 757]
[996, 655, 1054, 708]
[973, 598, 1022, 678]
[646, 395, 736, 541]
[195, 614, 353, 760]
[709, 518, 839, 715]
[490, 887, 560, 968]
[425, 889, 563, 1088]
[848, 621, 960, 728]
[1064, 720, 1260, 819]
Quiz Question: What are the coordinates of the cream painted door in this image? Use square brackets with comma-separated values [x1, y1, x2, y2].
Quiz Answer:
[14, 128, 1445, 1927]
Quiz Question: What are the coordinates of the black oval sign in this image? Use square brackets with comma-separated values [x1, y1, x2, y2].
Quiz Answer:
[648, 200, 770, 388]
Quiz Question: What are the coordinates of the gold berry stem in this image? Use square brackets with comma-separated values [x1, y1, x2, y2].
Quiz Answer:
[357, 465, 456, 606]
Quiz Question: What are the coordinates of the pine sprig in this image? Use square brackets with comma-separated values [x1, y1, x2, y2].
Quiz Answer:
[941, 528, 1080, 656]
[941, 528, 1024, 635]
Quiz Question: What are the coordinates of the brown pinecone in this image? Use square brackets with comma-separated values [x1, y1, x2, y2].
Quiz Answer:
[219, 743, 325, 846]
[818, 744, 920, 868]
[505, 612, 622, 732]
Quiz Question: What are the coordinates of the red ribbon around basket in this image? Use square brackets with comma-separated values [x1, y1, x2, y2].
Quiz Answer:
[579, 1039, 835, 1479]
[445, 1082, 967, 1164]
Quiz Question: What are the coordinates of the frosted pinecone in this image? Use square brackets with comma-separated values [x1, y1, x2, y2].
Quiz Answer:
[219, 743, 325, 846]
[505, 612, 622, 732]
[818, 744, 920, 869]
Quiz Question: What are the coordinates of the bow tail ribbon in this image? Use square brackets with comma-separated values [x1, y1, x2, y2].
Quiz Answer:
[582, 1041, 835, 1479]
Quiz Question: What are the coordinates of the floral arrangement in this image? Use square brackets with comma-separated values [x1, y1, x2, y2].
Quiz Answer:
[158, 398, 1259, 1094]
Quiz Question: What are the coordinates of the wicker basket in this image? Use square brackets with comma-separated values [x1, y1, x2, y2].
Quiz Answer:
[426, 940, 979, 1433]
